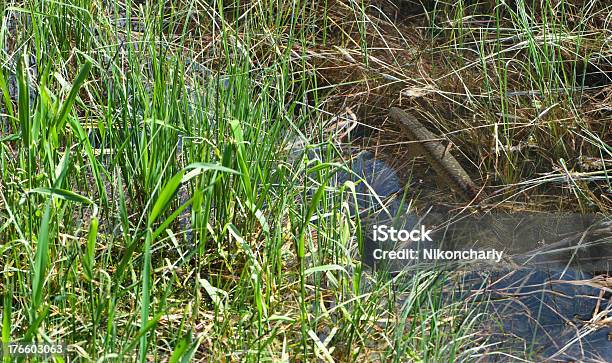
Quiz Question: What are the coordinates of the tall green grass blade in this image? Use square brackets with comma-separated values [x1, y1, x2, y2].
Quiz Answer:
[31, 201, 51, 320]
[126, 312, 162, 359]
[56, 61, 92, 130]
[27, 188, 94, 206]
[0, 69, 14, 119]
[139, 231, 153, 363]
[183, 162, 241, 178]
[151, 197, 193, 240]
[230, 119, 253, 201]
[2, 278, 11, 363]
[68, 106, 109, 207]
[83, 217, 98, 281]
[168, 332, 193, 363]
[148, 170, 185, 227]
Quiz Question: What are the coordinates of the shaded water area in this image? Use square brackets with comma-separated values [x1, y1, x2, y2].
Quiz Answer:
[338, 150, 612, 361]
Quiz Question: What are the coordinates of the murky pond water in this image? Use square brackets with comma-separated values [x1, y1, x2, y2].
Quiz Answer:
[340, 150, 612, 361]
[476, 268, 612, 361]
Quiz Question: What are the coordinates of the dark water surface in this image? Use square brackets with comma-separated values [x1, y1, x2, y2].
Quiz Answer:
[341, 151, 612, 362]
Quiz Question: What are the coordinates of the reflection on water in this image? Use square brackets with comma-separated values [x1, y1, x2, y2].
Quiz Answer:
[461, 267, 611, 361]
[343, 151, 612, 361]
[336, 151, 403, 208]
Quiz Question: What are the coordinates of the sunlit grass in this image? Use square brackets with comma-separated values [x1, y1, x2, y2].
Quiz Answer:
[1, 0, 609, 361]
